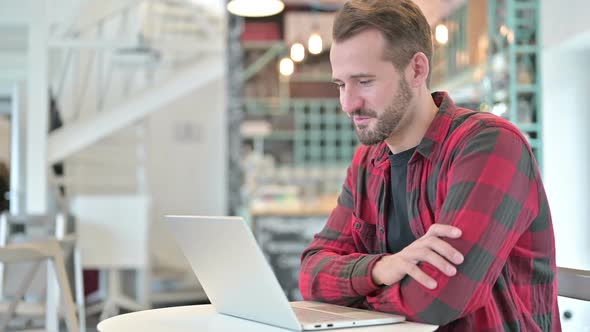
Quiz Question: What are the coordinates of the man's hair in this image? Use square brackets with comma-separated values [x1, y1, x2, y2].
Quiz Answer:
[333, 0, 433, 86]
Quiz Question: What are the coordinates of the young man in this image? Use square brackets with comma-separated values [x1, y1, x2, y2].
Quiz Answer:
[298, 0, 561, 330]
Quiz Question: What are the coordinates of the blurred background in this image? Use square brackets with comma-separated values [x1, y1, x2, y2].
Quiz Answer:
[0, 0, 588, 331]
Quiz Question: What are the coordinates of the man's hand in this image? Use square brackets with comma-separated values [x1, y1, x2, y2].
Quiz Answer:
[371, 224, 464, 289]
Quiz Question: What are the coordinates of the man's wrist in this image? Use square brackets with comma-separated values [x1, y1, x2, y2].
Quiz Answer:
[371, 256, 386, 286]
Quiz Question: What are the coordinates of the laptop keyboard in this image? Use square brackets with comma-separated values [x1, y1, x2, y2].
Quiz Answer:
[292, 307, 351, 323]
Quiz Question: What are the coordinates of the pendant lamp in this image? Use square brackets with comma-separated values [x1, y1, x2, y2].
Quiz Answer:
[227, 0, 285, 17]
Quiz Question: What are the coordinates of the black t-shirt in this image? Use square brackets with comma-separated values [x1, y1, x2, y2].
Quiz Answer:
[386, 147, 417, 254]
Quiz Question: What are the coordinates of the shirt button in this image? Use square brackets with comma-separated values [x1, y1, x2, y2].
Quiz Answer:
[355, 222, 361, 229]
[379, 227, 385, 234]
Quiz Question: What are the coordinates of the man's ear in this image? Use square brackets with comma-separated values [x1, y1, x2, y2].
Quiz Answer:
[407, 52, 430, 88]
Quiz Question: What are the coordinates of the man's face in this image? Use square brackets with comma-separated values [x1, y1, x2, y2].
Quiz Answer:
[330, 29, 414, 145]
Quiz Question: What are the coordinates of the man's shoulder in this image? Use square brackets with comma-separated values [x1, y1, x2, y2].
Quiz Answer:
[447, 108, 527, 145]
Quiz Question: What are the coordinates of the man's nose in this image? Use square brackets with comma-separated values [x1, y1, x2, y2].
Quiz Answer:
[340, 88, 364, 115]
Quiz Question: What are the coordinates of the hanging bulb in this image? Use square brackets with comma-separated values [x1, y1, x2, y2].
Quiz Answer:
[308, 33, 323, 55]
[290, 43, 305, 62]
[435, 24, 449, 45]
[279, 57, 294, 76]
[227, 0, 284, 17]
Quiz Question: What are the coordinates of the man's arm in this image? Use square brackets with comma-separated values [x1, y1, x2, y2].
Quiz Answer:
[299, 164, 386, 307]
[371, 224, 464, 289]
[299, 150, 463, 307]
[365, 126, 542, 324]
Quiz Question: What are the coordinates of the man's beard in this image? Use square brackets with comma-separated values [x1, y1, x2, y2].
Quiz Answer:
[352, 78, 413, 146]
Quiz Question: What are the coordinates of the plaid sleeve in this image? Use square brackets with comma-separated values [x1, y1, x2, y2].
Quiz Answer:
[365, 126, 541, 325]
[299, 163, 387, 306]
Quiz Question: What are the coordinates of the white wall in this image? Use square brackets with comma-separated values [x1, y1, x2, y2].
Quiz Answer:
[542, 2, 590, 330]
[0, 0, 77, 25]
[542, 48, 590, 332]
[542, 0, 590, 50]
[146, 77, 227, 268]
[542, 49, 590, 270]
[0, 0, 30, 25]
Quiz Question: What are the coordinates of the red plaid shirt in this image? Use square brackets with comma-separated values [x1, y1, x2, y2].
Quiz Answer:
[299, 92, 560, 331]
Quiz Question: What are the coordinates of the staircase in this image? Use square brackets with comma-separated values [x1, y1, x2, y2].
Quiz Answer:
[0, 0, 227, 317]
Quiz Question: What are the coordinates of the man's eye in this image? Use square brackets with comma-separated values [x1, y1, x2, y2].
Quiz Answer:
[359, 80, 373, 86]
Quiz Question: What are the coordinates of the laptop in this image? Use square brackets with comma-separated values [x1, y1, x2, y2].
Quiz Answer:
[166, 215, 405, 331]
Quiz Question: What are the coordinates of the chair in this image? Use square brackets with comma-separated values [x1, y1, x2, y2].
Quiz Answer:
[557, 266, 590, 301]
[0, 213, 85, 332]
[0, 240, 78, 332]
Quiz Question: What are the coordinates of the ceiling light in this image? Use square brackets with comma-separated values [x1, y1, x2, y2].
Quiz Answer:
[435, 24, 448, 45]
[290, 43, 305, 62]
[279, 57, 294, 76]
[227, 0, 285, 17]
[308, 33, 323, 55]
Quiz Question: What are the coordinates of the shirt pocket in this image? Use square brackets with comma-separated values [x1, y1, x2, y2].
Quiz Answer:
[351, 214, 379, 254]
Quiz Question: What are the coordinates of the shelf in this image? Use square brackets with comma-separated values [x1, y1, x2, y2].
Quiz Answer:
[244, 98, 339, 115]
[517, 123, 539, 132]
[267, 131, 295, 140]
[513, 45, 538, 54]
[528, 139, 540, 149]
[516, 85, 537, 94]
[514, 1, 539, 10]
[431, 63, 486, 98]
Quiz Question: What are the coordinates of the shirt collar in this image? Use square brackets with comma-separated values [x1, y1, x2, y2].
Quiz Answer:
[370, 91, 458, 168]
